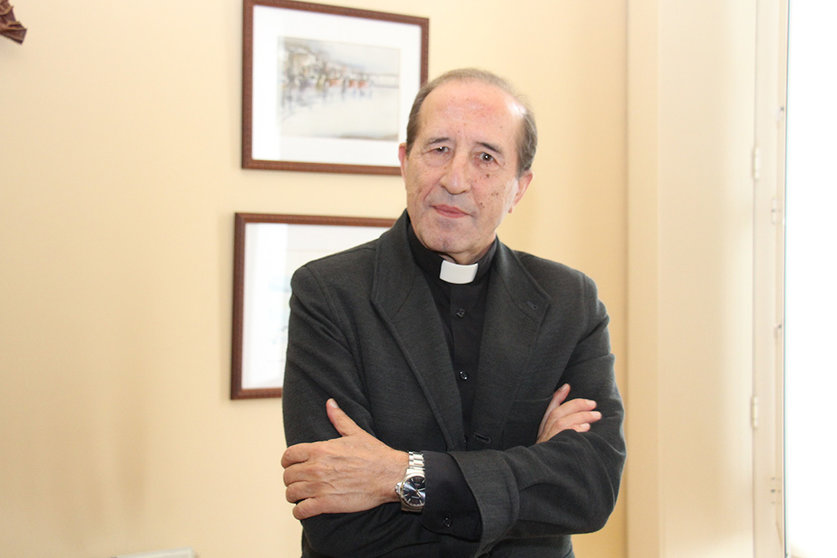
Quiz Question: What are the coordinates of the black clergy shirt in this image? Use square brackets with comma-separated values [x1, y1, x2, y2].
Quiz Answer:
[406, 222, 498, 541]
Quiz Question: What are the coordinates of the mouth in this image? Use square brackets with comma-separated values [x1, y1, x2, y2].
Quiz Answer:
[433, 204, 469, 218]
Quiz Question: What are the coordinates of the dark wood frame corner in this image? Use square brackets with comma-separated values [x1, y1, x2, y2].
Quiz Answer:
[241, 0, 429, 175]
[231, 212, 395, 399]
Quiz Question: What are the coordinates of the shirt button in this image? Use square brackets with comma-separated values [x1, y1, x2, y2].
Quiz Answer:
[442, 514, 452, 528]
[458, 370, 469, 381]
[455, 308, 466, 318]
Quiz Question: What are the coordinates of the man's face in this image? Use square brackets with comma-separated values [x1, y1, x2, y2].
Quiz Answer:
[399, 80, 533, 264]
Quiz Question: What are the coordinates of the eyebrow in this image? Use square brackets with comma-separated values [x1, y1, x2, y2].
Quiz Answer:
[424, 137, 503, 156]
[424, 137, 450, 147]
[477, 141, 503, 156]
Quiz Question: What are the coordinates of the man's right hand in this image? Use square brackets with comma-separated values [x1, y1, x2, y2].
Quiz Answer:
[282, 399, 407, 520]
[537, 384, 601, 443]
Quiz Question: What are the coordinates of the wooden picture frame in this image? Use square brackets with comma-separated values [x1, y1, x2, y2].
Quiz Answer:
[231, 213, 395, 399]
[242, 0, 429, 174]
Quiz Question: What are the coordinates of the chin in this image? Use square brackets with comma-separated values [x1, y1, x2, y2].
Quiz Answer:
[434, 238, 471, 258]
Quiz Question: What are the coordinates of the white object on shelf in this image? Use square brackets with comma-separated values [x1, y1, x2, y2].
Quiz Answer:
[113, 548, 195, 558]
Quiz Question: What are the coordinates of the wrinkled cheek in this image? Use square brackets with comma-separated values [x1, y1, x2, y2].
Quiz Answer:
[406, 177, 434, 205]
[404, 187, 426, 216]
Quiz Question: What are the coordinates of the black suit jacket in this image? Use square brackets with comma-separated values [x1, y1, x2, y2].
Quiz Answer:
[282, 212, 626, 557]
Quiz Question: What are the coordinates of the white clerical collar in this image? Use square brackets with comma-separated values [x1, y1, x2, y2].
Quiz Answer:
[439, 259, 479, 284]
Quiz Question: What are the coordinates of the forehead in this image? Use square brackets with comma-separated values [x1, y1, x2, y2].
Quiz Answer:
[418, 80, 524, 143]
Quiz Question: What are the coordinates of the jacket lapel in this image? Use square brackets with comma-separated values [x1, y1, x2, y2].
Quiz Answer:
[469, 245, 550, 449]
[370, 214, 467, 450]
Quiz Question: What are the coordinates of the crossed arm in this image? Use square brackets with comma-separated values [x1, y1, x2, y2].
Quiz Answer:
[282, 383, 601, 520]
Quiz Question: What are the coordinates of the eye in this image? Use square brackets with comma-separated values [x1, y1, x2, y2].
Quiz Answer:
[479, 152, 496, 164]
[424, 144, 450, 157]
[421, 144, 451, 167]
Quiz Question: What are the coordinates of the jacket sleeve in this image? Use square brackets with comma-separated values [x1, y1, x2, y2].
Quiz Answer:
[452, 276, 626, 555]
[283, 264, 468, 557]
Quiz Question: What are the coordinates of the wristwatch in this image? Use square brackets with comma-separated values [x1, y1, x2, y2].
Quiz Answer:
[395, 451, 426, 512]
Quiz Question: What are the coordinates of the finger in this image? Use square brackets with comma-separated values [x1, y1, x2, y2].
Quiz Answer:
[538, 384, 571, 435]
[554, 398, 598, 419]
[566, 410, 602, 427]
[285, 478, 318, 504]
[538, 406, 602, 442]
[293, 496, 324, 520]
[326, 398, 365, 437]
[281, 443, 310, 469]
[546, 409, 602, 435]
[547, 406, 601, 430]
[541, 399, 597, 433]
[282, 461, 309, 489]
[569, 412, 603, 433]
[549, 384, 571, 411]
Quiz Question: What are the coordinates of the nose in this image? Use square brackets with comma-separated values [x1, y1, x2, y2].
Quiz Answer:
[440, 151, 471, 195]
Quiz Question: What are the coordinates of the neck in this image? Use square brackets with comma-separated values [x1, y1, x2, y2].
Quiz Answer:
[436, 242, 493, 266]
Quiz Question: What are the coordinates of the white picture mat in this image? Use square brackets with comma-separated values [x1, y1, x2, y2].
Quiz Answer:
[250, 5, 422, 166]
[240, 222, 389, 389]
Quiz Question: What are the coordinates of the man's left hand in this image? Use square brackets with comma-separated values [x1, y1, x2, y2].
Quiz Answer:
[537, 384, 601, 443]
[282, 399, 408, 520]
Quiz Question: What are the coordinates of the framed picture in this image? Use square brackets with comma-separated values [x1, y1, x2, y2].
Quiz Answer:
[231, 213, 395, 399]
[242, 0, 429, 175]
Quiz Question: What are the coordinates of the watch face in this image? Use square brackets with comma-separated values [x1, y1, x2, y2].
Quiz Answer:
[402, 475, 426, 506]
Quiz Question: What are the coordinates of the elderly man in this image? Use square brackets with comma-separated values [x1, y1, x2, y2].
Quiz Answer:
[281, 68, 625, 557]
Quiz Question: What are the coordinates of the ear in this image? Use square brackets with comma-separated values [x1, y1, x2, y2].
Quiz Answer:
[398, 143, 408, 177]
[508, 170, 533, 213]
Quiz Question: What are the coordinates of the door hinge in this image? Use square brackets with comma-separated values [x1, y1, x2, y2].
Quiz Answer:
[771, 196, 785, 226]
[769, 476, 782, 504]
[752, 146, 762, 181]
[751, 395, 760, 429]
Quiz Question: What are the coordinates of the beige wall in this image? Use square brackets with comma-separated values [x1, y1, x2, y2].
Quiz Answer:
[626, 0, 784, 556]
[0, 1, 626, 557]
